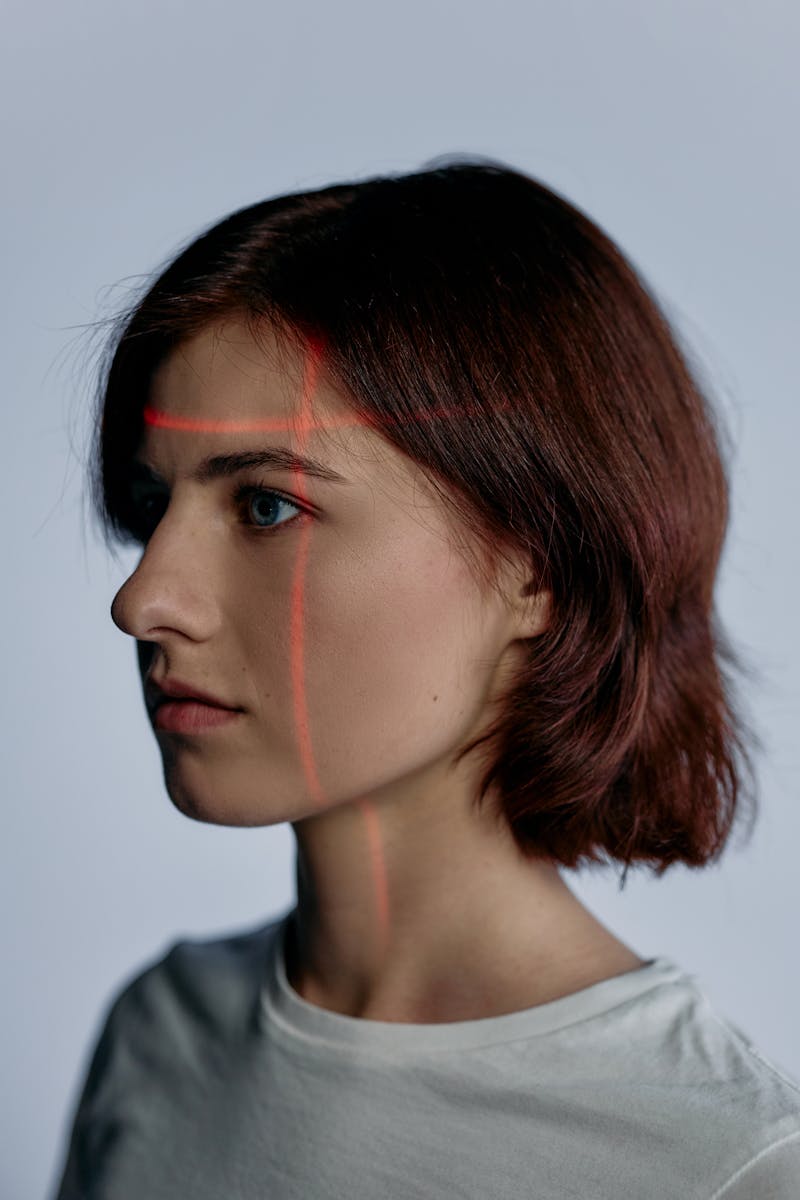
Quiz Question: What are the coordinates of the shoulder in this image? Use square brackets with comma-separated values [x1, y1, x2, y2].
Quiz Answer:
[102, 910, 285, 1050]
[621, 964, 800, 1194]
[701, 1018, 800, 1197]
[52, 915, 286, 1198]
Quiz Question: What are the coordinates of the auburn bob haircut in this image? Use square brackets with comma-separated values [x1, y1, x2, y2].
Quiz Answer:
[87, 155, 762, 888]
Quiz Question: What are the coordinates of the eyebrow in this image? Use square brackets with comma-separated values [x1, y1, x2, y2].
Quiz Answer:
[130, 446, 349, 486]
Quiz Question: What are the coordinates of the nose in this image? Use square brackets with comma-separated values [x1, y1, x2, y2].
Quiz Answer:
[110, 530, 221, 645]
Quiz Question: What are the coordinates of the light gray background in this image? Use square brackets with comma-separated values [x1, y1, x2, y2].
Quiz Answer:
[3, 2, 798, 1198]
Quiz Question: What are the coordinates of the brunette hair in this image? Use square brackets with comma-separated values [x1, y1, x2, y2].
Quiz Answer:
[87, 154, 763, 887]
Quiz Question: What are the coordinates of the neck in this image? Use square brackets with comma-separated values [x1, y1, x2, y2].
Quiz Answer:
[286, 797, 643, 1023]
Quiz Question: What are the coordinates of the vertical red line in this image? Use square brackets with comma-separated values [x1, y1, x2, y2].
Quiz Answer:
[289, 338, 391, 956]
[287, 342, 327, 811]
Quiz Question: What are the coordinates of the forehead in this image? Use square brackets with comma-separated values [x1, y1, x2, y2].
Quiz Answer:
[149, 317, 342, 429]
[141, 317, 417, 493]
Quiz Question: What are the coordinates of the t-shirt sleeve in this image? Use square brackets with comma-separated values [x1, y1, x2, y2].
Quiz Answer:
[50, 944, 180, 1200]
[711, 1131, 800, 1199]
[51, 991, 123, 1200]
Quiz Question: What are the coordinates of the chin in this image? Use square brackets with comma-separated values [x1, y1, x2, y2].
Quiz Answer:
[167, 791, 256, 826]
[160, 768, 229, 825]
[163, 779, 278, 827]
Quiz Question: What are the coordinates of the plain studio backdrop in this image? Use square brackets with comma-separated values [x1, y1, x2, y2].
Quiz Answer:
[2, 2, 798, 1198]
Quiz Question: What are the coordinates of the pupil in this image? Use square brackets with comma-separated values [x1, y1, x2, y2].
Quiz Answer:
[253, 494, 276, 524]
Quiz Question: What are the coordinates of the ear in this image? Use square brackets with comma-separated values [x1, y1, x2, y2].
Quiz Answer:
[516, 584, 552, 640]
[499, 552, 552, 641]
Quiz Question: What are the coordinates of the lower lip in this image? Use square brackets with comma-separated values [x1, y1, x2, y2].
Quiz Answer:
[154, 701, 243, 733]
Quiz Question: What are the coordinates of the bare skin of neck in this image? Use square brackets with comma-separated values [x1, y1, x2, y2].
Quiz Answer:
[284, 846, 645, 1024]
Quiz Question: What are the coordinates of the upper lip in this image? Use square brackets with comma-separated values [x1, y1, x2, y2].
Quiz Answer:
[146, 676, 242, 712]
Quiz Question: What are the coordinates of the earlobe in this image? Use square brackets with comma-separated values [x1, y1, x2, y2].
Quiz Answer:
[527, 588, 552, 638]
[516, 585, 551, 640]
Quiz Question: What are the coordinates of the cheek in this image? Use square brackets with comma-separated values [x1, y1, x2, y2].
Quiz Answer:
[289, 549, 492, 791]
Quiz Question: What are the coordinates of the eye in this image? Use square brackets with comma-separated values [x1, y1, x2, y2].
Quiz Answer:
[233, 483, 305, 533]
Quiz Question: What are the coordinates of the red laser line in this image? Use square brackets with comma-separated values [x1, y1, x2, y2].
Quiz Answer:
[142, 398, 512, 435]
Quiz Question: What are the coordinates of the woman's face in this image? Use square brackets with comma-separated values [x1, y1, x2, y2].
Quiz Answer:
[110, 316, 539, 829]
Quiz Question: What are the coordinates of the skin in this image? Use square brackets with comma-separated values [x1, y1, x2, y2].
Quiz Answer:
[110, 314, 644, 1023]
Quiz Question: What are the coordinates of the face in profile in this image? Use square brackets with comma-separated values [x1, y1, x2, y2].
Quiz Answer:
[110, 316, 543, 838]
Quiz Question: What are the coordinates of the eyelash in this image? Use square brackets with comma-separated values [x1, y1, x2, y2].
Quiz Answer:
[128, 479, 307, 542]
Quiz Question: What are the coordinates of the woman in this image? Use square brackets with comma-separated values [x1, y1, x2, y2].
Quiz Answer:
[53, 157, 800, 1197]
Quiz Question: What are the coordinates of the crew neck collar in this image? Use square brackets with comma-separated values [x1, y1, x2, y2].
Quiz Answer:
[260, 910, 686, 1056]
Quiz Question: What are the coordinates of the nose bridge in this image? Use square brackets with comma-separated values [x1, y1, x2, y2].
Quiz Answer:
[110, 513, 219, 641]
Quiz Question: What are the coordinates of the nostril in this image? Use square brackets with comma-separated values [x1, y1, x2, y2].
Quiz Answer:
[136, 640, 157, 676]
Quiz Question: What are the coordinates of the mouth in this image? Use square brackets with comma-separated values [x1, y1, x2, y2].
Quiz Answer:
[146, 674, 244, 715]
[152, 698, 244, 734]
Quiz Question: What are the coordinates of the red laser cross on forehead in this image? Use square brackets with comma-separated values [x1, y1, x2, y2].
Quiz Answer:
[142, 335, 395, 951]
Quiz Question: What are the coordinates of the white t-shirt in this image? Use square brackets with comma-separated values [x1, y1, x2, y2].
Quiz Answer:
[52, 910, 800, 1198]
